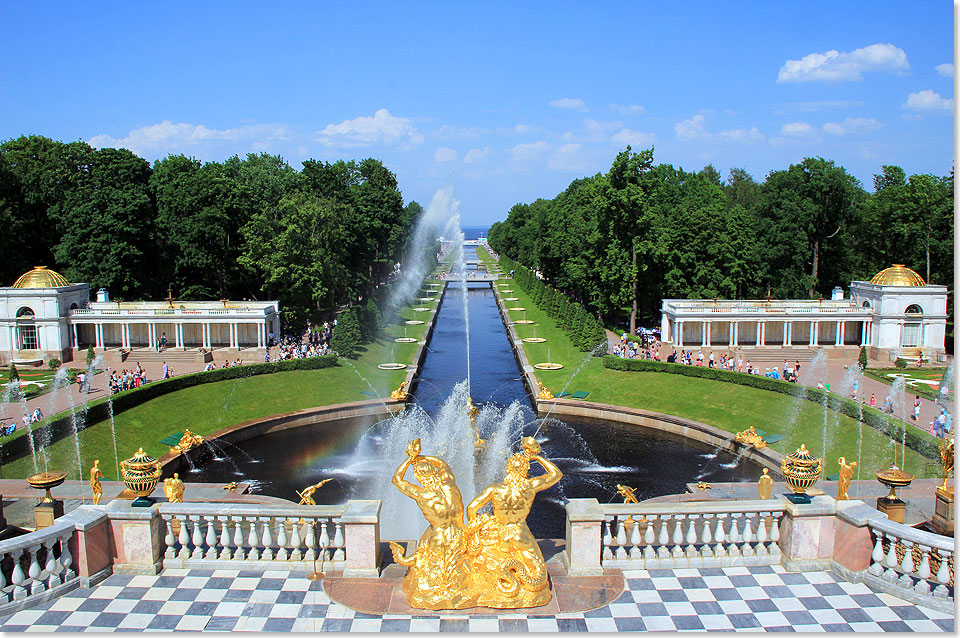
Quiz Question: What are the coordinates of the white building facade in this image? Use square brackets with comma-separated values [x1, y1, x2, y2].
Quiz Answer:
[660, 265, 948, 360]
[1, 267, 281, 365]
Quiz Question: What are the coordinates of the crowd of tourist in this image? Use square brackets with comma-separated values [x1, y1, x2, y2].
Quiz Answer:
[266, 321, 334, 362]
[107, 364, 148, 393]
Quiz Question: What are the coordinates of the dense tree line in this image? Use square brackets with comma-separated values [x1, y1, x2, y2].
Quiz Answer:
[0, 135, 423, 331]
[488, 147, 954, 336]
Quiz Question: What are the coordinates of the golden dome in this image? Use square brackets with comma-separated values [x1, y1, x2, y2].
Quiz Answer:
[11, 266, 70, 289]
[869, 264, 926, 287]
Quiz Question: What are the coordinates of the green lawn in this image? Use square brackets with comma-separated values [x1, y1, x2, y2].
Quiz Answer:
[0, 290, 435, 482]
[863, 368, 950, 402]
[493, 269, 933, 478]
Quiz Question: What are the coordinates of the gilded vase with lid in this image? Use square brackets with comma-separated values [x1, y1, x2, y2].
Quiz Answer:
[120, 447, 162, 506]
[780, 444, 823, 495]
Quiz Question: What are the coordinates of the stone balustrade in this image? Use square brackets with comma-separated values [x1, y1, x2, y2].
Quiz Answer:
[563, 498, 783, 575]
[865, 514, 953, 612]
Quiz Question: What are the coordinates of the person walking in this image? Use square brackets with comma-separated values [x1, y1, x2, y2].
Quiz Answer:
[912, 396, 921, 421]
[162, 361, 170, 380]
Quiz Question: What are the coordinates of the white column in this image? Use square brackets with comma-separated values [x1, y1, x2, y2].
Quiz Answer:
[759, 321, 765, 346]
[677, 322, 683, 347]
[729, 321, 735, 347]
[95, 323, 103, 348]
[176, 324, 183, 349]
[785, 321, 792, 346]
[661, 314, 670, 342]
[72, 323, 78, 349]
[835, 320, 841, 346]
[203, 323, 209, 349]
[809, 321, 816, 346]
[701, 321, 707, 347]
[838, 321, 845, 345]
[733, 321, 739, 346]
[705, 322, 711, 346]
[231, 323, 238, 349]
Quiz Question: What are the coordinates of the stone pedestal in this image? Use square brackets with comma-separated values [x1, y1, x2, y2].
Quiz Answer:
[562, 498, 604, 577]
[34, 500, 64, 529]
[930, 487, 953, 535]
[105, 500, 164, 574]
[876, 497, 905, 523]
[779, 495, 836, 571]
[342, 499, 381, 577]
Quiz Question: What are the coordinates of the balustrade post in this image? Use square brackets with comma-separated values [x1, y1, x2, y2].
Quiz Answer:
[615, 518, 628, 560]
[778, 496, 836, 572]
[562, 498, 603, 577]
[204, 518, 218, 560]
[657, 515, 671, 559]
[643, 515, 656, 560]
[232, 516, 246, 560]
[246, 516, 261, 561]
[190, 516, 204, 559]
[276, 519, 289, 561]
[333, 520, 345, 562]
[218, 517, 232, 560]
[27, 545, 43, 595]
[898, 539, 915, 588]
[163, 518, 177, 559]
[341, 500, 381, 577]
[105, 500, 164, 575]
[11, 549, 27, 600]
[260, 518, 274, 561]
[177, 516, 191, 560]
[933, 548, 952, 599]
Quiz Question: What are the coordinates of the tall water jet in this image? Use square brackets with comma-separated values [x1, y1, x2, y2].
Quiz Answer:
[4, 379, 38, 474]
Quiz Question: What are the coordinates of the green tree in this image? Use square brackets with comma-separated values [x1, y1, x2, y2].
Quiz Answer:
[331, 307, 362, 358]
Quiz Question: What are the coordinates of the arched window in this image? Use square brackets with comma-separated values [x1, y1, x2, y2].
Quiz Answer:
[15, 307, 38, 350]
[861, 300, 871, 308]
[904, 304, 923, 315]
[902, 305, 924, 348]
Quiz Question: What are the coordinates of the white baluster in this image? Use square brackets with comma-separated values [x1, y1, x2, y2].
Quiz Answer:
[699, 515, 713, 558]
[247, 516, 261, 561]
[868, 531, 885, 576]
[0, 550, 7, 590]
[913, 545, 932, 595]
[319, 519, 331, 561]
[261, 518, 274, 560]
[59, 535, 74, 580]
[232, 516, 246, 560]
[883, 535, 900, 582]
[204, 517, 218, 560]
[28, 545, 43, 595]
[643, 516, 656, 559]
[629, 517, 642, 558]
[276, 518, 289, 561]
[684, 515, 699, 558]
[44, 539, 59, 588]
[742, 516, 755, 557]
[728, 514, 741, 557]
[290, 519, 303, 561]
[756, 514, 768, 556]
[177, 516, 191, 560]
[602, 518, 614, 560]
[164, 517, 177, 559]
[671, 515, 685, 558]
[615, 517, 628, 560]
[219, 517, 233, 560]
[191, 516, 205, 559]
[333, 520, 345, 562]
[11, 550, 27, 600]
[714, 515, 727, 558]
[304, 520, 317, 562]
[657, 515, 671, 558]
[933, 549, 951, 599]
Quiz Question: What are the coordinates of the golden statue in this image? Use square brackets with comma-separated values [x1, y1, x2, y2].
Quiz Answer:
[616, 483, 638, 503]
[171, 429, 205, 454]
[837, 457, 857, 501]
[757, 468, 773, 500]
[390, 381, 409, 401]
[296, 478, 333, 505]
[467, 398, 484, 447]
[388, 439, 474, 610]
[463, 436, 562, 609]
[939, 436, 954, 492]
[163, 473, 185, 503]
[696, 481, 712, 491]
[735, 426, 767, 449]
[536, 381, 554, 400]
[89, 460, 103, 505]
[222, 482, 238, 491]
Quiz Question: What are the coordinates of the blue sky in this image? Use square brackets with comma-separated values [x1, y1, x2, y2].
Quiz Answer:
[1, 2, 953, 225]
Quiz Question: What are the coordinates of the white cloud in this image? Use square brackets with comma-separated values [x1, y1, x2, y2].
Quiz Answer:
[777, 43, 909, 82]
[510, 140, 549, 162]
[463, 147, 492, 163]
[936, 63, 954, 78]
[903, 89, 954, 111]
[611, 128, 656, 147]
[561, 119, 623, 144]
[611, 103, 645, 115]
[675, 114, 765, 144]
[822, 117, 883, 135]
[88, 120, 291, 156]
[781, 121, 814, 137]
[549, 98, 588, 112]
[430, 124, 489, 140]
[548, 143, 587, 171]
[433, 147, 458, 163]
[314, 108, 424, 149]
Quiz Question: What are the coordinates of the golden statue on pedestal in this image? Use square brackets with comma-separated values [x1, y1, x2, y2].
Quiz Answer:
[171, 429, 205, 454]
[390, 382, 409, 401]
[757, 468, 773, 500]
[390, 436, 562, 610]
[163, 473, 185, 503]
[297, 478, 333, 505]
[939, 436, 954, 492]
[536, 381, 554, 400]
[89, 460, 103, 505]
[837, 457, 857, 501]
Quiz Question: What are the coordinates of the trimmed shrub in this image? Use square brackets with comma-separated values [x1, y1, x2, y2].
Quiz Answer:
[858, 346, 868, 370]
[8, 364, 19, 382]
[48, 358, 62, 370]
[894, 358, 907, 369]
[602, 356, 940, 460]
[331, 307, 362, 359]
[86, 345, 95, 367]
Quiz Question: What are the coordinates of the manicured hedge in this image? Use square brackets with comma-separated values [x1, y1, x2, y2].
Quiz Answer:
[0, 355, 339, 463]
[602, 356, 940, 460]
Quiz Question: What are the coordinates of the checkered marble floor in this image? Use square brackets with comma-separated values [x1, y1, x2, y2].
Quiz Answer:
[0, 565, 953, 632]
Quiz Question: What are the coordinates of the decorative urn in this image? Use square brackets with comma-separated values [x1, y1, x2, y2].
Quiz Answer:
[780, 444, 823, 497]
[26, 471, 68, 504]
[120, 447, 162, 506]
[875, 466, 914, 501]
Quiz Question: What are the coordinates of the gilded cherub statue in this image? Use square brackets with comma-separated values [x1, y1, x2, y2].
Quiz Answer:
[837, 457, 857, 501]
[616, 483, 638, 503]
[163, 473, 185, 503]
[390, 382, 408, 401]
[89, 459, 104, 505]
[536, 381, 554, 400]
[296, 478, 333, 505]
[171, 429, 205, 454]
[388, 439, 474, 610]
[463, 436, 562, 609]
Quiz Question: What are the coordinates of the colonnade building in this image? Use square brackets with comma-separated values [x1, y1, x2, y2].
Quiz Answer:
[0, 266, 281, 365]
[660, 265, 949, 361]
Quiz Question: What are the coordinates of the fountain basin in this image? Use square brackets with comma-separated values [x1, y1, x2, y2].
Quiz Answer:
[413, 307, 430, 312]
[405, 320, 425, 325]
[504, 297, 519, 301]
[534, 362, 564, 370]
[394, 337, 418, 343]
[522, 337, 547, 343]
[378, 363, 408, 370]
[513, 320, 534, 325]
[507, 307, 526, 311]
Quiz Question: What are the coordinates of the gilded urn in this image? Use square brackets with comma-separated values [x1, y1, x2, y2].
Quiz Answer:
[780, 444, 823, 496]
[120, 447, 162, 506]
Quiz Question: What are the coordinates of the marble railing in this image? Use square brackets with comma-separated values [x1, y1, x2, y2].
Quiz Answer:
[157, 500, 381, 577]
[866, 515, 953, 609]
